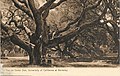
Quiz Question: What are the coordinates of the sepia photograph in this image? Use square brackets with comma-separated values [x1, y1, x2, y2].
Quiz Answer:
[0, 0, 120, 68]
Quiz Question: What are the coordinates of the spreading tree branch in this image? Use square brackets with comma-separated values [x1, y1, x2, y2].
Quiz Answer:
[12, 0, 33, 19]
[57, 0, 102, 34]
[50, 0, 67, 9]
[1, 21, 32, 53]
[47, 2, 108, 47]
[38, 0, 56, 14]
[18, 0, 28, 8]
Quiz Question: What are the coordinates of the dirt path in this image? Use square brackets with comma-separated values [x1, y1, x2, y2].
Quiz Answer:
[0, 56, 118, 67]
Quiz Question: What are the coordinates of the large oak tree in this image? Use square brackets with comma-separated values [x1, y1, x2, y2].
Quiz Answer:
[1, 0, 119, 65]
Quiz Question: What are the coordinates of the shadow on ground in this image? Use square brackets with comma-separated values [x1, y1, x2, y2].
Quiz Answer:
[1, 56, 119, 67]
